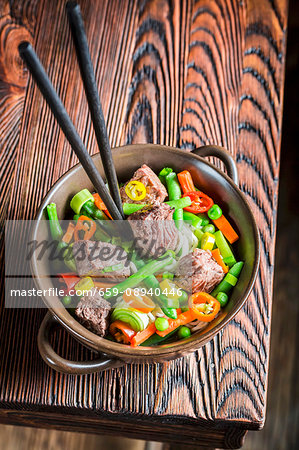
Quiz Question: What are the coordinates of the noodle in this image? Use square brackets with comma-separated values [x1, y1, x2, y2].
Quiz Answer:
[186, 319, 207, 333]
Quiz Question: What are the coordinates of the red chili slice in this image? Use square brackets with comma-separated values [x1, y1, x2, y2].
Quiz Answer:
[182, 191, 214, 213]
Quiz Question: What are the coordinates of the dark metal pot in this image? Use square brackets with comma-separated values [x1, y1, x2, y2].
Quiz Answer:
[31, 144, 260, 374]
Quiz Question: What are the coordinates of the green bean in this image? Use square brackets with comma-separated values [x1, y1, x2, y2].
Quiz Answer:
[123, 203, 146, 215]
[183, 211, 202, 230]
[46, 203, 63, 241]
[166, 197, 191, 209]
[104, 251, 176, 300]
[165, 171, 183, 229]
[82, 200, 109, 221]
[178, 289, 189, 304]
[165, 171, 181, 200]
[159, 167, 173, 184]
[228, 261, 244, 277]
[214, 231, 236, 266]
[211, 262, 243, 296]
[216, 292, 229, 307]
[133, 256, 179, 313]
[140, 328, 178, 346]
[196, 213, 210, 227]
[46, 203, 76, 271]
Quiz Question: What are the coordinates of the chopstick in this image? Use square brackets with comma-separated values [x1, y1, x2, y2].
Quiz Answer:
[18, 42, 123, 221]
[66, 1, 124, 218]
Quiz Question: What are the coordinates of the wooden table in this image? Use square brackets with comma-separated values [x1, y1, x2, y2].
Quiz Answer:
[0, 0, 288, 448]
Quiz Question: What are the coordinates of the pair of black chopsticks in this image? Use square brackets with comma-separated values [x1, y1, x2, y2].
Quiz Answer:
[19, 1, 125, 220]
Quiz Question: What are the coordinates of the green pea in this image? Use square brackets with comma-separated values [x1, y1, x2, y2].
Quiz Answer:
[203, 224, 215, 234]
[216, 292, 229, 307]
[177, 326, 191, 339]
[62, 295, 72, 306]
[155, 317, 169, 331]
[208, 204, 222, 220]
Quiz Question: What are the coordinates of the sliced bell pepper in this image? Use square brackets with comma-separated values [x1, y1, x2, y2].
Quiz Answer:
[189, 292, 220, 322]
[73, 215, 96, 241]
[182, 191, 214, 214]
[125, 180, 146, 201]
[110, 320, 136, 344]
[74, 276, 94, 295]
[177, 170, 196, 194]
[57, 273, 80, 293]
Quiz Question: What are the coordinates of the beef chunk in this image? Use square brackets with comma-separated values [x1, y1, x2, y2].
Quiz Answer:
[175, 248, 224, 293]
[128, 203, 179, 257]
[75, 291, 111, 337]
[73, 240, 130, 280]
[120, 164, 167, 204]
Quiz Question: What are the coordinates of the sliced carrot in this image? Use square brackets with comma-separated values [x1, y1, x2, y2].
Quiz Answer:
[156, 309, 196, 337]
[62, 222, 75, 244]
[93, 193, 106, 210]
[93, 194, 113, 219]
[212, 248, 229, 273]
[212, 215, 239, 244]
[93, 281, 117, 288]
[103, 209, 113, 219]
[131, 323, 157, 347]
[177, 170, 196, 194]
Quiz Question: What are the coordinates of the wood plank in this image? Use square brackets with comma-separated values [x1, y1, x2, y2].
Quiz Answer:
[0, 423, 145, 450]
[0, 0, 288, 448]
[0, 409, 247, 448]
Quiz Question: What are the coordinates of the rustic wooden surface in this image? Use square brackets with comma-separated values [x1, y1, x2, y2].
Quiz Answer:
[0, 0, 288, 448]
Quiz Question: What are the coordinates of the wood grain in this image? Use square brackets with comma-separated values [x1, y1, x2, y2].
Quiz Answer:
[0, 0, 37, 315]
[0, 0, 288, 448]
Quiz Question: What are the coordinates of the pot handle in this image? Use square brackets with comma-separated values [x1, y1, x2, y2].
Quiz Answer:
[38, 312, 124, 374]
[191, 145, 238, 185]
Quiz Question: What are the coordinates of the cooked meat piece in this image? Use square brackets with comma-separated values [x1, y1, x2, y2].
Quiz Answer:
[73, 240, 130, 280]
[75, 291, 111, 337]
[120, 164, 167, 204]
[175, 248, 224, 293]
[128, 203, 179, 257]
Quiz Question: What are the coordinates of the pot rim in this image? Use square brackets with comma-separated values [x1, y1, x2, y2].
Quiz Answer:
[31, 144, 260, 359]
